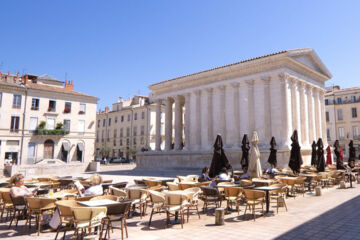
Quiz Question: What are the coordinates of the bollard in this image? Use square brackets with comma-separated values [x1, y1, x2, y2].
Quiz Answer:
[339, 181, 346, 189]
[215, 208, 225, 225]
[315, 186, 322, 196]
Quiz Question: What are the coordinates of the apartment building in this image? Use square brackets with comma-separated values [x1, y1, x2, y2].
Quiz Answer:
[0, 72, 98, 174]
[96, 95, 165, 160]
[325, 85, 360, 158]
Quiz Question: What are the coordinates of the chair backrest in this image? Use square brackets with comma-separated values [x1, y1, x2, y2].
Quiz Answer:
[178, 183, 196, 190]
[295, 177, 306, 184]
[10, 195, 26, 206]
[321, 173, 329, 179]
[200, 186, 219, 197]
[103, 179, 113, 184]
[37, 178, 52, 182]
[109, 186, 127, 199]
[177, 176, 196, 183]
[186, 175, 199, 182]
[76, 195, 97, 201]
[56, 200, 79, 218]
[112, 182, 127, 189]
[2, 191, 13, 204]
[145, 180, 162, 188]
[167, 182, 179, 191]
[165, 193, 187, 206]
[25, 197, 56, 210]
[224, 187, 243, 198]
[90, 195, 118, 201]
[243, 189, 265, 201]
[240, 179, 253, 186]
[134, 179, 146, 186]
[126, 188, 146, 200]
[71, 207, 107, 225]
[106, 200, 132, 215]
[148, 190, 165, 204]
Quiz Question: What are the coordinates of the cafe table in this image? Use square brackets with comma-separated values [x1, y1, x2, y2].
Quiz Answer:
[253, 186, 281, 216]
[77, 199, 120, 207]
[299, 173, 318, 191]
[251, 179, 277, 187]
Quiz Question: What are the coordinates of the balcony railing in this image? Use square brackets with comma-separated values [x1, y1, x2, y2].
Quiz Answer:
[34, 129, 69, 135]
[31, 106, 39, 111]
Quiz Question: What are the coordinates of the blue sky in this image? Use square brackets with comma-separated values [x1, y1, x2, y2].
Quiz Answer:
[1, 0, 360, 109]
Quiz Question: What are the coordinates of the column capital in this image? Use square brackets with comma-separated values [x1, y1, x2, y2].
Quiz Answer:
[155, 98, 162, 104]
[217, 85, 226, 91]
[205, 87, 213, 93]
[193, 89, 201, 95]
[231, 82, 240, 88]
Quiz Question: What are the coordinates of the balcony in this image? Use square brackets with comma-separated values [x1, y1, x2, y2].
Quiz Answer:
[78, 110, 85, 115]
[48, 107, 56, 112]
[31, 106, 39, 111]
[34, 129, 69, 136]
[63, 108, 71, 113]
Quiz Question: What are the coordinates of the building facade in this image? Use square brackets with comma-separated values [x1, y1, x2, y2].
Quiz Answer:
[95, 95, 165, 160]
[0, 72, 98, 175]
[137, 48, 331, 170]
[325, 86, 360, 159]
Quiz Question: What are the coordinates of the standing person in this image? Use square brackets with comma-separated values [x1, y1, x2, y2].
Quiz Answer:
[10, 173, 35, 197]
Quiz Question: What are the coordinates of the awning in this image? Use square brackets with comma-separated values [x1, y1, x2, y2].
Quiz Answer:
[62, 142, 70, 152]
[77, 142, 84, 152]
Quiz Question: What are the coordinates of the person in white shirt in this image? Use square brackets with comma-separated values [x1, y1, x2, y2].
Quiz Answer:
[218, 167, 230, 180]
[77, 174, 104, 197]
[10, 173, 35, 198]
[265, 163, 279, 175]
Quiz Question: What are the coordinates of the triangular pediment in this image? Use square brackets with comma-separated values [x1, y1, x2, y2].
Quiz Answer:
[287, 48, 332, 79]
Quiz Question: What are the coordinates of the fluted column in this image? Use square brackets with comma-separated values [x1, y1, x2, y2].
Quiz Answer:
[320, 91, 327, 145]
[280, 74, 293, 149]
[206, 88, 214, 148]
[239, 81, 249, 138]
[213, 86, 226, 140]
[253, 78, 266, 147]
[155, 99, 162, 151]
[200, 89, 211, 149]
[195, 90, 201, 149]
[225, 84, 236, 147]
[232, 83, 240, 147]
[184, 93, 191, 150]
[248, 81, 255, 134]
[164, 97, 173, 151]
[174, 95, 183, 150]
[300, 83, 309, 146]
[291, 78, 302, 143]
[270, 75, 282, 146]
[219, 86, 226, 141]
[314, 88, 320, 140]
[309, 87, 317, 141]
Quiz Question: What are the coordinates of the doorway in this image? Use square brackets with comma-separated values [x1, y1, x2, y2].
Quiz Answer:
[44, 139, 54, 159]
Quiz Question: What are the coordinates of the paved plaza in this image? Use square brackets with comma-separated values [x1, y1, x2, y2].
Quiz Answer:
[1, 164, 359, 240]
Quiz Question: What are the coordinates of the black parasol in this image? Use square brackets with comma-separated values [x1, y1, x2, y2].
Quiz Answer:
[316, 138, 325, 172]
[267, 137, 277, 167]
[288, 130, 303, 174]
[240, 134, 250, 169]
[209, 134, 232, 178]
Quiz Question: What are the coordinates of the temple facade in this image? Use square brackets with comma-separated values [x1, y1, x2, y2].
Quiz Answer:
[137, 48, 332, 169]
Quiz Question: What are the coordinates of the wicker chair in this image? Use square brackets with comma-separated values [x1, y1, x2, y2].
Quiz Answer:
[178, 183, 197, 190]
[9, 195, 26, 229]
[77, 195, 98, 201]
[164, 192, 189, 228]
[71, 206, 107, 239]
[240, 179, 253, 186]
[111, 182, 128, 189]
[90, 195, 119, 201]
[54, 200, 80, 240]
[23, 197, 57, 235]
[166, 182, 179, 191]
[270, 184, 288, 213]
[109, 186, 127, 200]
[243, 189, 265, 221]
[126, 188, 147, 218]
[294, 177, 306, 197]
[224, 187, 243, 214]
[200, 186, 222, 214]
[147, 190, 166, 227]
[145, 180, 162, 188]
[0, 190, 13, 222]
[183, 187, 201, 221]
[101, 200, 132, 240]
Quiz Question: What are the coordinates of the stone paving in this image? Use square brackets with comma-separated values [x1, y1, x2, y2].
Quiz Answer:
[1, 164, 360, 240]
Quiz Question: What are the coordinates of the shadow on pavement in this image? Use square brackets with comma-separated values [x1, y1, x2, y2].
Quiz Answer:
[274, 195, 360, 240]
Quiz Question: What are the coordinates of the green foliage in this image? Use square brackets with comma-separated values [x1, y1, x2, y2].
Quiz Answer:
[38, 121, 46, 129]
[35, 129, 69, 135]
[99, 147, 111, 157]
[55, 123, 64, 130]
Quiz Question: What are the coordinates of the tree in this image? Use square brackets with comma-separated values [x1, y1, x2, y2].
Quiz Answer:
[99, 147, 111, 158]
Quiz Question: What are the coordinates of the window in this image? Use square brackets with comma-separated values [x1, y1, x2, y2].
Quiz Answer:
[115, 116, 118, 123]
[141, 137, 144, 145]
[46, 117, 55, 130]
[339, 127, 345, 140]
[337, 109, 343, 121]
[78, 120, 85, 134]
[113, 139, 116, 147]
[79, 103, 86, 114]
[64, 102, 71, 113]
[28, 142, 36, 158]
[126, 127, 130, 137]
[103, 119, 106, 127]
[108, 118, 111, 126]
[107, 129, 110, 141]
[120, 139, 123, 146]
[126, 138, 130, 146]
[101, 130, 104, 142]
[325, 112, 330, 122]
[29, 117, 38, 132]
[10, 116, 20, 132]
[337, 98, 342, 104]
[48, 100, 56, 112]
[325, 99, 329, 105]
[351, 96, 356, 102]
[127, 114, 130, 121]
[141, 125, 145, 135]
[31, 98, 39, 110]
[134, 113, 137, 120]
[352, 108, 357, 118]
[13, 95, 22, 108]
[113, 129, 117, 138]
[0, 92, 2, 107]
[133, 137, 137, 145]
[120, 128, 123, 138]
[97, 120, 100, 128]
[96, 130, 99, 142]
[141, 111, 145, 119]
[64, 119, 71, 132]
[327, 128, 331, 141]
[121, 115, 124, 122]
[133, 126, 137, 136]
[353, 126, 359, 140]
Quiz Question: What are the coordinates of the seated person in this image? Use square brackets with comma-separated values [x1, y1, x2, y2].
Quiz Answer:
[199, 166, 211, 181]
[218, 167, 230, 180]
[75, 174, 103, 197]
[345, 159, 356, 182]
[10, 173, 35, 198]
[240, 167, 249, 179]
[265, 163, 279, 174]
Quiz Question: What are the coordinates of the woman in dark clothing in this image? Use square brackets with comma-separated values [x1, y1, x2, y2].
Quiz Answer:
[316, 138, 325, 172]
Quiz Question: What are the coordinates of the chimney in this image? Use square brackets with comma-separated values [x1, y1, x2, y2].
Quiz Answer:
[105, 106, 109, 113]
[23, 75, 28, 85]
[8, 71, 10, 76]
[64, 80, 74, 90]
